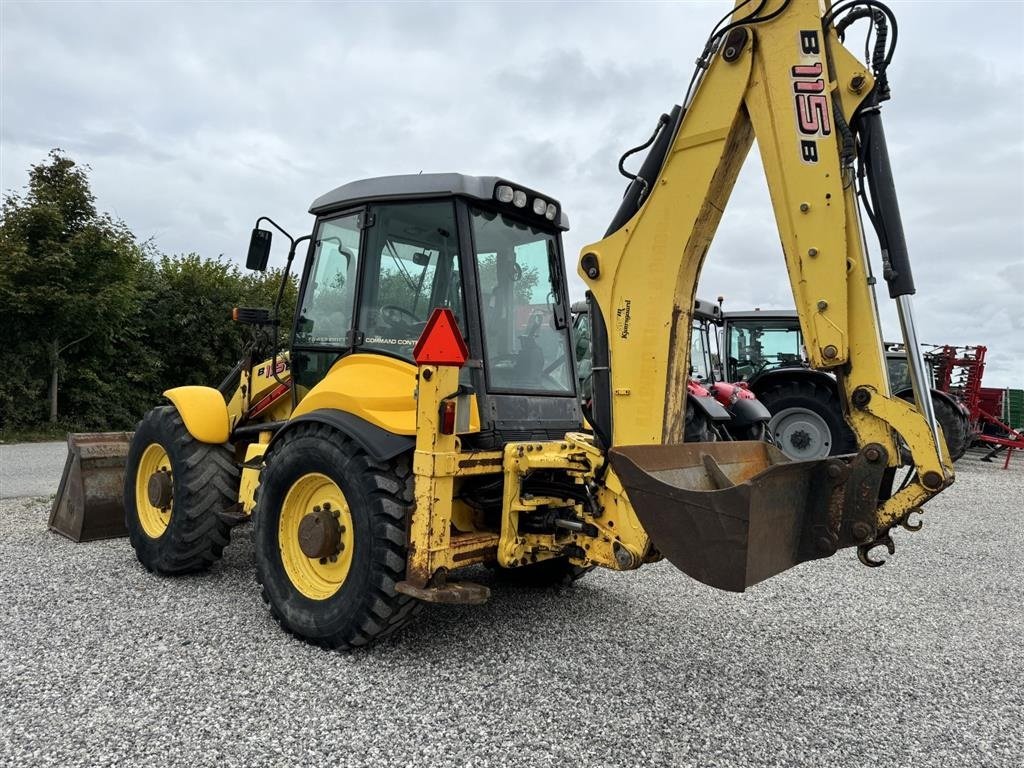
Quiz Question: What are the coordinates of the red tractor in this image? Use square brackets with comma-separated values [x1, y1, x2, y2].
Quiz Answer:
[572, 299, 771, 442]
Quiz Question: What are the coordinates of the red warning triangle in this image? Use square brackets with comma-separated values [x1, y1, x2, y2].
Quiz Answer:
[413, 308, 469, 367]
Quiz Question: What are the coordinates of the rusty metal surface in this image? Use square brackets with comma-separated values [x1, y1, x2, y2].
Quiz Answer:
[395, 579, 490, 605]
[608, 441, 888, 592]
[48, 433, 132, 542]
[297, 509, 341, 559]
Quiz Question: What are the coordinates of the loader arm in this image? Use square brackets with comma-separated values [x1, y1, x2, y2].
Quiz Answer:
[580, 0, 952, 555]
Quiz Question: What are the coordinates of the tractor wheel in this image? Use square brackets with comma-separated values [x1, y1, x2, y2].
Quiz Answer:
[253, 423, 421, 650]
[759, 380, 856, 460]
[492, 557, 594, 588]
[897, 391, 970, 461]
[684, 401, 717, 443]
[124, 405, 238, 575]
[740, 421, 769, 442]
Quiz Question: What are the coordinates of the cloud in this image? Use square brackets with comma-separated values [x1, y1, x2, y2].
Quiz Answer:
[2, 0, 1021, 386]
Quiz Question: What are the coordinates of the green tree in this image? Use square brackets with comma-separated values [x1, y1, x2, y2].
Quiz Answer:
[0, 150, 146, 426]
[139, 253, 297, 392]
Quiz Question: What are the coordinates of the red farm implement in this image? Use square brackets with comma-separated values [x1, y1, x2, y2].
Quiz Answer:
[926, 345, 1023, 468]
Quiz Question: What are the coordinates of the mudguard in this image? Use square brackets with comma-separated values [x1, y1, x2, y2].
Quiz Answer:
[164, 386, 230, 444]
[728, 397, 772, 427]
[270, 408, 414, 462]
[894, 387, 961, 413]
[689, 393, 731, 422]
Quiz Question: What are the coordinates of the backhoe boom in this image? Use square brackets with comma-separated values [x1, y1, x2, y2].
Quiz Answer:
[579, 0, 952, 564]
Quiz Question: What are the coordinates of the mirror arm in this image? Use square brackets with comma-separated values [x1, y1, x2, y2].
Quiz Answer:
[254, 216, 296, 250]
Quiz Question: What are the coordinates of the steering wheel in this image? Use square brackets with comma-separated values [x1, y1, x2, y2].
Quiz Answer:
[378, 304, 420, 326]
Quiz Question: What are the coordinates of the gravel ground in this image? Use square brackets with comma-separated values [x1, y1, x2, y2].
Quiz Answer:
[1, 451, 1021, 767]
[0, 441, 66, 499]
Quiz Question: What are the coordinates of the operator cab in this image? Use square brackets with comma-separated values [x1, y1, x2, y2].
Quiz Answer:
[293, 173, 580, 447]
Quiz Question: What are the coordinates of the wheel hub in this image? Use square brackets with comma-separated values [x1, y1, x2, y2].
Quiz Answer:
[769, 407, 833, 460]
[297, 506, 343, 560]
[147, 469, 173, 509]
[789, 429, 812, 450]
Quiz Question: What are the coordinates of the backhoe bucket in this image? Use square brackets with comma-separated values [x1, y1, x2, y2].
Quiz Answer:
[609, 441, 887, 592]
[49, 432, 132, 542]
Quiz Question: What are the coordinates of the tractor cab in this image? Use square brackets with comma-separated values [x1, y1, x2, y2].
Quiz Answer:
[264, 174, 581, 448]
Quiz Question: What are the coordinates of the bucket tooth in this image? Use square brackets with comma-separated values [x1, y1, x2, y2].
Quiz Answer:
[49, 432, 133, 542]
[609, 442, 887, 592]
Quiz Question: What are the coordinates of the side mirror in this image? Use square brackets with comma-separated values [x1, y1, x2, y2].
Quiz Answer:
[246, 228, 272, 271]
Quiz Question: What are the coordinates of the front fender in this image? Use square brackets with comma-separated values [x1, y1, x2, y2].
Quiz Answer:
[894, 386, 964, 413]
[728, 397, 772, 427]
[163, 386, 231, 444]
[688, 393, 731, 422]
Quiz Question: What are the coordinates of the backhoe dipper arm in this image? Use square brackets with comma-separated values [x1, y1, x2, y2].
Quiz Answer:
[579, 0, 952, 535]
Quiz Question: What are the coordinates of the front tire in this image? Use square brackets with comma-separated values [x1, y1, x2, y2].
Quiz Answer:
[253, 423, 421, 650]
[124, 406, 238, 574]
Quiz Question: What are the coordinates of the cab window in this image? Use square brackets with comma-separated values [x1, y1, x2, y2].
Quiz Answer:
[690, 320, 711, 383]
[471, 208, 573, 393]
[728, 322, 805, 381]
[358, 201, 464, 360]
[294, 213, 361, 346]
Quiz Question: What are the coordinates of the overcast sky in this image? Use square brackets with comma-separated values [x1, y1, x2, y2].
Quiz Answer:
[2, 0, 1022, 386]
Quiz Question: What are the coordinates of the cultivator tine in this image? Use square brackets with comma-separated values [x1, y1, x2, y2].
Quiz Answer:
[49, 432, 132, 542]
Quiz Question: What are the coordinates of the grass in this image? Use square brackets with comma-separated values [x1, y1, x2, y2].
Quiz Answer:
[0, 424, 69, 444]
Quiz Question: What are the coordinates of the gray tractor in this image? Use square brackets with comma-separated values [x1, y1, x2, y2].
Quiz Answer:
[720, 309, 970, 461]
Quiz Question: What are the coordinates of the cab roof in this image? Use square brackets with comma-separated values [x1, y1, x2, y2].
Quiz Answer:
[309, 172, 570, 230]
[724, 309, 799, 320]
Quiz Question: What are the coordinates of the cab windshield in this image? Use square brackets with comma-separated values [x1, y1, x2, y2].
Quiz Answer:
[471, 208, 573, 393]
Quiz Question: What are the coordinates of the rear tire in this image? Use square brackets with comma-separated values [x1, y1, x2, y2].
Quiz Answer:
[124, 406, 238, 575]
[897, 391, 970, 461]
[253, 423, 421, 650]
[759, 380, 856, 460]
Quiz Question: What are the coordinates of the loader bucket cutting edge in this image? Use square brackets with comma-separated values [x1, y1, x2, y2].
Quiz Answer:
[49, 432, 133, 542]
[609, 442, 880, 593]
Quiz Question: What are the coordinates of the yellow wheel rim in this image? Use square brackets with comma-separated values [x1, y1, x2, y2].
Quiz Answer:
[136, 443, 172, 539]
[279, 472, 354, 601]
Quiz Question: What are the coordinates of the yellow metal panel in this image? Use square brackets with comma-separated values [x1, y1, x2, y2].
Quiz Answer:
[238, 433, 270, 515]
[408, 363, 461, 586]
[291, 353, 419, 434]
[577, 29, 754, 446]
[163, 386, 230, 444]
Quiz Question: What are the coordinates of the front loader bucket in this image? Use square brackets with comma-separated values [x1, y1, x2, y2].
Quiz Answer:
[609, 441, 888, 592]
[49, 432, 132, 542]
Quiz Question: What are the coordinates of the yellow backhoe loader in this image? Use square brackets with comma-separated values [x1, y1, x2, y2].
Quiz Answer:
[54, 0, 954, 649]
